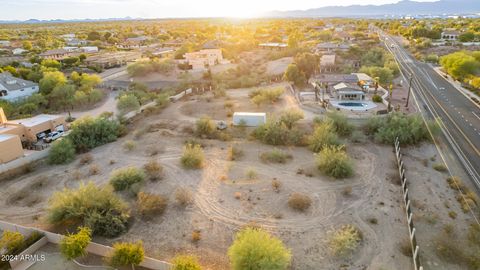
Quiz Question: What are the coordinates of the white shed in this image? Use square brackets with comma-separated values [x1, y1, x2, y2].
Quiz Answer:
[232, 112, 266, 127]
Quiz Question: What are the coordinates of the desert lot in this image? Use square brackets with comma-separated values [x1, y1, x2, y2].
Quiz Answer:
[0, 86, 474, 270]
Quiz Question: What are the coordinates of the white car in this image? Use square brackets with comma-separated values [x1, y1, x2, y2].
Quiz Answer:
[44, 131, 62, 143]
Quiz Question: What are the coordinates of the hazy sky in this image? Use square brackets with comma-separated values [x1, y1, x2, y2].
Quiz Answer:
[1, 0, 438, 20]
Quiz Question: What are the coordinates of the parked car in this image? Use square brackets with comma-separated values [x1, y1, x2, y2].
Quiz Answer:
[44, 131, 63, 143]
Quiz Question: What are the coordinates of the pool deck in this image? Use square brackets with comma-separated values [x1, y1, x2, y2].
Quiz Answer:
[330, 100, 378, 111]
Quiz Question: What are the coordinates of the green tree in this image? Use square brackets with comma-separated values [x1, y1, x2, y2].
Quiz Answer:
[287, 31, 302, 48]
[41, 59, 62, 70]
[228, 227, 291, 270]
[283, 64, 306, 86]
[117, 94, 140, 115]
[60, 227, 92, 260]
[39, 71, 67, 95]
[459, 32, 475, 42]
[109, 241, 145, 270]
[68, 116, 120, 152]
[294, 52, 319, 79]
[50, 84, 75, 113]
[22, 40, 32, 50]
[48, 139, 76, 165]
[359, 66, 393, 85]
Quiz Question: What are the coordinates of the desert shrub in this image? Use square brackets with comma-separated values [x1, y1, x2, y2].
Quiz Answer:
[79, 153, 93, 165]
[325, 112, 354, 136]
[288, 193, 312, 211]
[123, 140, 136, 151]
[399, 238, 412, 257]
[272, 179, 282, 193]
[447, 176, 466, 191]
[110, 167, 145, 191]
[449, 211, 457, 219]
[350, 130, 366, 143]
[60, 227, 92, 260]
[279, 109, 304, 129]
[328, 225, 362, 256]
[224, 100, 234, 109]
[260, 149, 292, 163]
[175, 187, 193, 206]
[433, 163, 448, 172]
[308, 121, 340, 152]
[0, 231, 25, 255]
[48, 139, 76, 164]
[316, 145, 353, 179]
[109, 241, 144, 269]
[195, 116, 216, 138]
[137, 192, 168, 217]
[253, 119, 305, 146]
[181, 144, 205, 169]
[143, 160, 164, 181]
[68, 116, 120, 152]
[372, 94, 383, 103]
[47, 182, 129, 237]
[249, 87, 284, 106]
[227, 145, 244, 161]
[89, 164, 100, 175]
[245, 168, 258, 180]
[191, 230, 201, 242]
[364, 113, 436, 145]
[172, 255, 202, 270]
[228, 227, 291, 270]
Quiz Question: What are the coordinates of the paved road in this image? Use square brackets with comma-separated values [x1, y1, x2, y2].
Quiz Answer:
[377, 30, 480, 188]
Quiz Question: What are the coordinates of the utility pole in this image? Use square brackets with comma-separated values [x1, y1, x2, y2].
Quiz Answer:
[405, 74, 413, 108]
[388, 84, 393, 112]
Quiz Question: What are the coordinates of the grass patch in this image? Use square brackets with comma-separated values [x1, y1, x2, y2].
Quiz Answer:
[260, 149, 292, 163]
[328, 225, 362, 256]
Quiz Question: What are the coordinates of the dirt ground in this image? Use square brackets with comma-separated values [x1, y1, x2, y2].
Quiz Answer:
[0, 85, 470, 270]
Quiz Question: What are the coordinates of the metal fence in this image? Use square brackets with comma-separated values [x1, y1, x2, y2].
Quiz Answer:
[394, 137, 423, 270]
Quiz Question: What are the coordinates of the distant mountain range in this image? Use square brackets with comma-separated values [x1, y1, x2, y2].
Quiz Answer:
[1, 0, 480, 24]
[266, 0, 480, 18]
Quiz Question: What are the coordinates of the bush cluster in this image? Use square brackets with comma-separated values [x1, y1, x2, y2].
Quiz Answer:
[60, 227, 92, 260]
[288, 193, 312, 211]
[228, 227, 291, 270]
[308, 121, 340, 152]
[48, 139, 76, 165]
[68, 116, 121, 152]
[316, 145, 353, 179]
[260, 149, 292, 163]
[47, 182, 129, 237]
[195, 116, 216, 138]
[253, 120, 305, 146]
[249, 87, 284, 106]
[137, 192, 168, 218]
[181, 144, 205, 169]
[110, 167, 146, 192]
[172, 255, 202, 270]
[324, 112, 354, 137]
[328, 225, 362, 256]
[109, 241, 145, 268]
[365, 113, 437, 145]
[143, 160, 164, 181]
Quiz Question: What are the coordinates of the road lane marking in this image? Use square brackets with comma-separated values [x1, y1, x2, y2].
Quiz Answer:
[473, 111, 480, 121]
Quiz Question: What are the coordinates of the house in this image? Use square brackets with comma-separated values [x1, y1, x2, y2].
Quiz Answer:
[0, 108, 66, 163]
[66, 38, 88, 46]
[315, 42, 350, 54]
[81, 46, 99, 53]
[0, 72, 39, 101]
[12, 48, 28, 55]
[39, 49, 74, 60]
[258, 43, 288, 50]
[441, 30, 460, 41]
[85, 51, 142, 69]
[320, 55, 338, 73]
[333, 83, 365, 101]
[0, 40, 11, 47]
[117, 36, 149, 49]
[61, 33, 76, 40]
[334, 31, 355, 42]
[183, 49, 225, 70]
[144, 47, 175, 58]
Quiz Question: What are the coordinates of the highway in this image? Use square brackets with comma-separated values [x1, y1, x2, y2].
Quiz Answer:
[377, 30, 480, 189]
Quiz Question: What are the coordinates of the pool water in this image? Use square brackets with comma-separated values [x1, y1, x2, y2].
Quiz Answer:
[338, 102, 368, 107]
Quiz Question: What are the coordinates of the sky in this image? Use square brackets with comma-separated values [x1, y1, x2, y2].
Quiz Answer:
[0, 0, 438, 20]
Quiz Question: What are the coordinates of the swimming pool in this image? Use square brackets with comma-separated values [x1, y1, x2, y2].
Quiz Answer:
[338, 102, 369, 107]
[330, 100, 378, 111]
